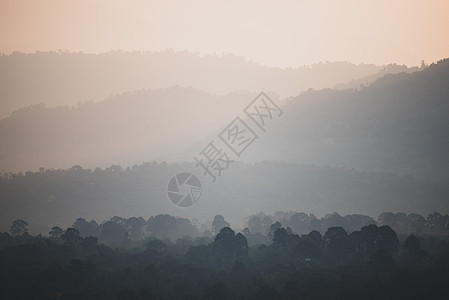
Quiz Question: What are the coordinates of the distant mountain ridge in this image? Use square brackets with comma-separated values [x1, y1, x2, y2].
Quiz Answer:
[0, 87, 260, 173]
[0, 58, 447, 184]
[0, 51, 387, 118]
[246, 59, 449, 185]
[334, 63, 423, 90]
[174, 58, 449, 185]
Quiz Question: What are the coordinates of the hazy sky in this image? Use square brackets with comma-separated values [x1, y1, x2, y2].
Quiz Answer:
[1, 0, 448, 67]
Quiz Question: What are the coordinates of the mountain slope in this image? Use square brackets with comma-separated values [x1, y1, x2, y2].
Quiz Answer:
[0, 51, 385, 118]
[0, 87, 262, 172]
[248, 59, 449, 185]
[1, 58, 448, 183]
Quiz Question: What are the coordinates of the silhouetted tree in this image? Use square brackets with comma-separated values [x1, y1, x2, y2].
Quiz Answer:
[234, 233, 249, 256]
[125, 217, 146, 240]
[352, 224, 398, 257]
[377, 225, 399, 255]
[49, 226, 63, 240]
[408, 213, 426, 235]
[72, 218, 99, 237]
[100, 220, 128, 245]
[146, 214, 197, 240]
[345, 214, 376, 232]
[378, 212, 409, 234]
[323, 213, 348, 230]
[324, 227, 352, 261]
[212, 215, 230, 234]
[402, 234, 429, 267]
[404, 235, 420, 251]
[426, 212, 449, 235]
[61, 228, 82, 246]
[268, 221, 282, 240]
[287, 212, 321, 234]
[213, 227, 248, 257]
[273, 228, 289, 248]
[214, 227, 236, 256]
[10, 219, 28, 237]
[305, 230, 323, 247]
[248, 214, 272, 234]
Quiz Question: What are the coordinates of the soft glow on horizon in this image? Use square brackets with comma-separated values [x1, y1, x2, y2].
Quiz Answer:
[1, 0, 448, 67]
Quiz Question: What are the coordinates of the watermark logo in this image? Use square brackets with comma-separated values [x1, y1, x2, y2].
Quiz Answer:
[244, 92, 283, 131]
[218, 117, 258, 157]
[167, 91, 282, 207]
[194, 141, 234, 183]
[167, 173, 202, 207]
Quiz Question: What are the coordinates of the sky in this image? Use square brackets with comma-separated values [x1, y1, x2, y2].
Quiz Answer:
[1, 0, 448, 68]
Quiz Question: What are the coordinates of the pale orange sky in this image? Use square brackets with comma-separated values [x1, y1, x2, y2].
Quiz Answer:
[1, 0, 448, 67]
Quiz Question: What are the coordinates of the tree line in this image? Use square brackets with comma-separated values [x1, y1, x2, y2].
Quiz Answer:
[2, 210, 448, 250]
[1, 213, 448, 299]
[2, 162, 448, 235]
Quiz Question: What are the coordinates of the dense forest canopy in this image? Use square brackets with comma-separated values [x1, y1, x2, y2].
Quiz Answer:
[1, 211, 448, 299]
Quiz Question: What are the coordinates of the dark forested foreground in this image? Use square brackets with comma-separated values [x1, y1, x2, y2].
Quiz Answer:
[1, 212, 449, 299]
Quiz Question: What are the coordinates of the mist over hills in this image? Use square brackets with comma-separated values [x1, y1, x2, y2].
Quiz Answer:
[0, 59, 446, 176]
[0, 51, 390, 118]
[247, 59, 449, 185]
[334, 63, 423, 90]
[0, 88, 267, 172]
[1, 55, 448, 236]
[2, 2, 449, 298]
[1, 162, 447, 235]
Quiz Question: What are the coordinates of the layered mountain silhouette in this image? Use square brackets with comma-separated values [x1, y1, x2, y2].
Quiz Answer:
[0, 87, 261, 172]
[1, 56, 448, 233]
[248, 59, 449, 186]
[1, 58, 448, 183]
[0, 51, 391, 118]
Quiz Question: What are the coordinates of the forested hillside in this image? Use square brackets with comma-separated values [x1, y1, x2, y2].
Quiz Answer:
[1, 163, 447, 234]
